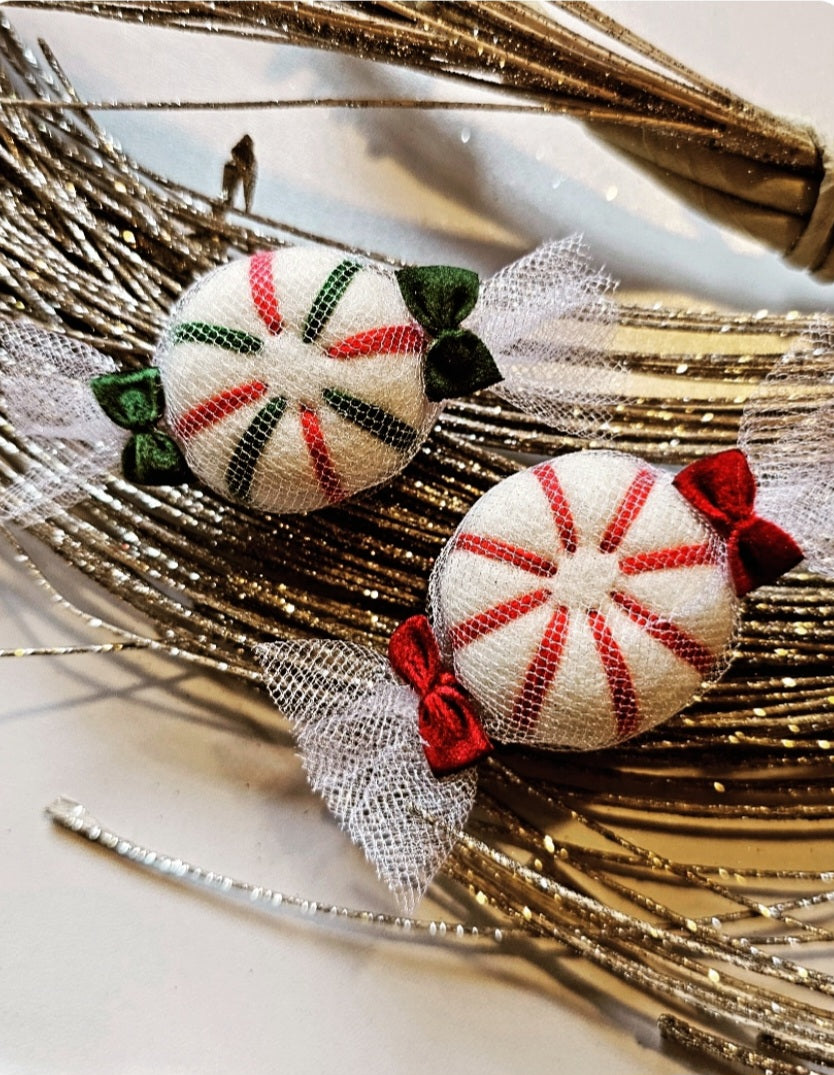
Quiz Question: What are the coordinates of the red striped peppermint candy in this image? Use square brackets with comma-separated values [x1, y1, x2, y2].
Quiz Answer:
[154, 248, 439, 514]
[431, 451, 738, 750]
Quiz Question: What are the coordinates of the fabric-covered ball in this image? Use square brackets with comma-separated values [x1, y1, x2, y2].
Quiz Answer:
[430, 451, 738, 750]
[154, 248, 440, 514]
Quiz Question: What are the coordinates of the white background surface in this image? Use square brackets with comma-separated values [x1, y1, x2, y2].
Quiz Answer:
[2, 4, 834, 1074]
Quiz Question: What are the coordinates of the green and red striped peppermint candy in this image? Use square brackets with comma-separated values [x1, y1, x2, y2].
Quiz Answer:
[154, 248, 498, 515]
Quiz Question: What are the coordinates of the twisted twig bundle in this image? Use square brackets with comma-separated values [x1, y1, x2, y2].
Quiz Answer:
[7, 0, 832, 277]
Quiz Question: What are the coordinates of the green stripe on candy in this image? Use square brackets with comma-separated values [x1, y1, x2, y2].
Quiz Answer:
[226, 395, 288, 502]
[174, 322, 263, 354]
[321, 387, 419, 454]
[302, 260, 361, 344]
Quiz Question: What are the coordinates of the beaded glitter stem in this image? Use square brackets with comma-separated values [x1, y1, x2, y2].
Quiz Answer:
[45, 796, 513, 945]
[0, 96, 569, 114]
[482, 761, 834, 945]
[0, 643, 144, 658]
[447, 832, 834, 1069]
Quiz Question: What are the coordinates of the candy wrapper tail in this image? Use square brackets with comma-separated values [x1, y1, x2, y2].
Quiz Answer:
[0, 324, 129, 527]
[470, 235, 620, 434]
[256, 638, 479, 913]
[738, 320, 834, 578]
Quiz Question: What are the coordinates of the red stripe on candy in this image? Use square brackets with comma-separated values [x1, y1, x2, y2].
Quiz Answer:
[610, 590, 715, 676]
[173, 380, 269, 439]
[450, 588, 552, 651]
[588, 608, 641, 742]
[248, 251, 283, 335]
[599, 468, 656, 554]
[619, 542, 717, 576]
[511, 604, 570, 735]
[327, 325, 426, 359]
[454, 532, 558, 579]
[533, 461, 578, 553]
[299, 404, 346, 504]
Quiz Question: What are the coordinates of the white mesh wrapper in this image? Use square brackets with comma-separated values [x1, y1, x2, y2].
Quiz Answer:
[2, 242, 619, 524]
[153, 240, 618, 517]
[0, 323, 126, 526]
[430, 451, 737, 751]
[257, 640, 477, 912]
[154, 248, 441, 515]
[470, 236, 620, 433]
[739, 321, 834, 578]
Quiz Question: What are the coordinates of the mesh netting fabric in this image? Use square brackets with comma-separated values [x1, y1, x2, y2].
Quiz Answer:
[739, 321, 834, 579]
[430, 451, 737, 750]
[154, 248, 440, 515]
[256, 640, 478, 911]
[469, 236, 620, 433]
[0, 324, 127, 526]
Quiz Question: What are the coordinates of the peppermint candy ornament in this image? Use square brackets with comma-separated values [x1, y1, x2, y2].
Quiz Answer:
[259, 333, 834, 910]
[0, 238, 618, 523]
[431, 451, 737, 752]
[155, 249, 446, 514]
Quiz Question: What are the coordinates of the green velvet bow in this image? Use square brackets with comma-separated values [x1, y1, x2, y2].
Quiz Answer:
[395, 265, 502, 402]
[90, 367, 190, 486]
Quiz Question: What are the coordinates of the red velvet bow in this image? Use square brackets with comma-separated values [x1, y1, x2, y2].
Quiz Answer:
[672, 448, 803, 597]
[388, 615, 493, 777]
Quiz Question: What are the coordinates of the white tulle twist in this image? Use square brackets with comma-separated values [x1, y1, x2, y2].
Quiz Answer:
[0, 323, 127, 526]
[470, 236, 620, 434]
[739, 319, 834, 579]
[256, 640, 478, 912]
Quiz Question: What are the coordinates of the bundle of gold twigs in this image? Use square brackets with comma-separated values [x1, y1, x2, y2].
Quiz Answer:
[7, 0, 831, 278]
[3, 10, 834, 1073]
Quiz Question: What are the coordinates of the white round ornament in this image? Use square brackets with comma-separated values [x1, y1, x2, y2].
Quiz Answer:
[431, 450, 738, 750]
[154, 248, 441, 514]
[0, 239, 620, 527]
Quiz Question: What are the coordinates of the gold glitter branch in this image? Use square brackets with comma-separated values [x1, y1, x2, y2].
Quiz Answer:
[10, 0, 832, 277]
[2, 18, 834, 1074]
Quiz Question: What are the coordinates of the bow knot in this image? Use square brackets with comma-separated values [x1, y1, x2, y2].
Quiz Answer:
[672, 448, 803, 596]
[90, 367, 190, 486]
[388, 615, 493, 776]
[395, 265, 502, 402]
